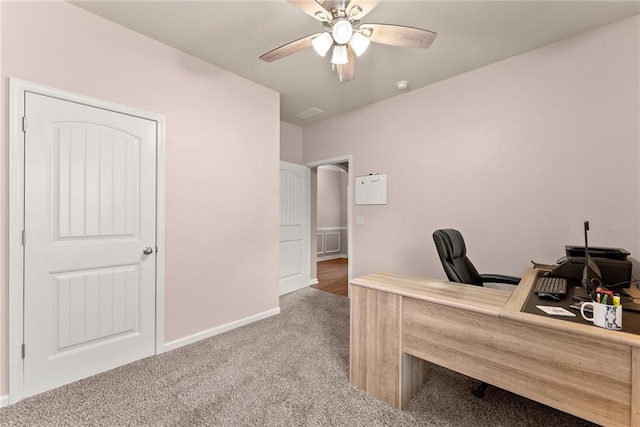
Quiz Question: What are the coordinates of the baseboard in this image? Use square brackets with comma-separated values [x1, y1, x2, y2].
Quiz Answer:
[0, 395, 8, 408]
[164, 307, 281, 352]
[309, 278, 319, 285]
[317, 254, 348, 261]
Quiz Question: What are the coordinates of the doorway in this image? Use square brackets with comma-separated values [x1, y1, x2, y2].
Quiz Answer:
[305, 156, 352, 297]
[8, 79, 166, 404]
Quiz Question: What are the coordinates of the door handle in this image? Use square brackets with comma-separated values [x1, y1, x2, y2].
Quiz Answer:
[143, 247, 154, 255]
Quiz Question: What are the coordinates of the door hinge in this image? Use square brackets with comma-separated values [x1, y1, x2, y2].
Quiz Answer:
[22, 116, 27, 132]
[21, 344, 25, 359]
[21, 230, 26, 246]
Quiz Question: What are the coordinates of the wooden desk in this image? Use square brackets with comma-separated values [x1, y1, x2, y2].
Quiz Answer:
[349, 269, 640, 426]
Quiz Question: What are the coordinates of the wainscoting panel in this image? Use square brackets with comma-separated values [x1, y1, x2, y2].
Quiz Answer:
[324, 232, 340, 253]
[317, 227, 347, 260]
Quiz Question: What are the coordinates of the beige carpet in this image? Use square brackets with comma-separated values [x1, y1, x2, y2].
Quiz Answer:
[0, 288, 595, 426]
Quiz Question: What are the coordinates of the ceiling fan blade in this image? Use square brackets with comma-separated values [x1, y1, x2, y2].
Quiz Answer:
[360, 23, 437, 48]
[347, 0, 379, 20]
[259, 33, 321, 63]
[287, 0, 332, 22]
[336, 46, 356, 83]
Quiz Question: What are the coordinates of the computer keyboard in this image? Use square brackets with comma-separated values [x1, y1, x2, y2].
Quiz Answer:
[534, 277, 568, 296]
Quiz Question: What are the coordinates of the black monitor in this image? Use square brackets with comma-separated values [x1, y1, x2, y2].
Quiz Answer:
[581, 220, 602, 296]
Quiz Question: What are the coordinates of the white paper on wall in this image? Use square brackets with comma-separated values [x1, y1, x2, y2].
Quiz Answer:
[355, 174, 387, 205]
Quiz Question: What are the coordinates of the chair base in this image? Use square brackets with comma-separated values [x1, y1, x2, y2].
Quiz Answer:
[471, 382, 488, 398]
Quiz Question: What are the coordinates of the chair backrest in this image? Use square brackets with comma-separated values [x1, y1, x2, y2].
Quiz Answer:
[433, 229, 483, 286]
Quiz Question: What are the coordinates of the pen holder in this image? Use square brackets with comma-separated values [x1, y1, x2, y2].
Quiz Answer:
[580, 302, 622, 330]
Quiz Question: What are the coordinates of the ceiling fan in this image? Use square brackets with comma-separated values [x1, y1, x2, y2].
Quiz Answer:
[259, 0, 437, 83]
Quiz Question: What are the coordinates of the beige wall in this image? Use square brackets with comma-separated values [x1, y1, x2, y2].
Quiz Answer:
[304, 15, 640, 280]
[280, 121, 303, 164]
[317, 168, 345, 228]
[1, 1, 280, 396]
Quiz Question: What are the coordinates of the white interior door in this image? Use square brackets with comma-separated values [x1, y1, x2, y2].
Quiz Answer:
[279, 161, 310, 295]
[23, 92, 157, 397]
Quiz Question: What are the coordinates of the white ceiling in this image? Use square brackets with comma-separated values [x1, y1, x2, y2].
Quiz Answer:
[70, 1, 640, 126]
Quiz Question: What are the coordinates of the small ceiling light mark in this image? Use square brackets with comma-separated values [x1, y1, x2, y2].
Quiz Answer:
[396, 80, 409, 91]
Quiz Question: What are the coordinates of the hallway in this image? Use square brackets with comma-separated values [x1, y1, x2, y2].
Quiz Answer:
[312, 258, 348, 297]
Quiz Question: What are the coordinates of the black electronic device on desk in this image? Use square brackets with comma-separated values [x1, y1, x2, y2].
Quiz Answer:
[545, 245, 631, 288]
[525, 221, 640, 333]
[550, 255, 632, 288]
[565, 246, 630, 260]
[533, 276, 567, 300]
[532, 221, 601, 301]
[539, 221, 632, 289]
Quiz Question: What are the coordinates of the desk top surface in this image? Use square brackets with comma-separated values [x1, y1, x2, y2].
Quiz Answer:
[350, 272, 511, 317]
[351, 269, 640, 347]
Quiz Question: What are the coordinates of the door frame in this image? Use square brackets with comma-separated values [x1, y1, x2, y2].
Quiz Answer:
[8, 78, 166, 404]
[305, 155, 353, 288]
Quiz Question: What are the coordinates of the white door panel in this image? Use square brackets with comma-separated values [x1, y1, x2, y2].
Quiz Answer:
[279, 162, 310, 295]
[24, 93, 157, 397]
[54, 124, 140, 238]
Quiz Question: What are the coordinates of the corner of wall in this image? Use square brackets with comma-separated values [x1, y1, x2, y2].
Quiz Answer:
[280, 121, 303, 164]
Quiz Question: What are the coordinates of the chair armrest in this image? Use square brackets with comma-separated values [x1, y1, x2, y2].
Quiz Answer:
[480, 274, 521, 285]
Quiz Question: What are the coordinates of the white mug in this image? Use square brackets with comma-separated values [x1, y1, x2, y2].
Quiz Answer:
[580, 302, 622, 330]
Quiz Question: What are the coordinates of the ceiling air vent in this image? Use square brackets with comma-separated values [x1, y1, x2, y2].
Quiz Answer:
[296, 107, 324, 120]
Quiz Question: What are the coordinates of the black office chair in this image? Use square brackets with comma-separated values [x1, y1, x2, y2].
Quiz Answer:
[432, 228, 520, 398]
[433, 229, 520, 288]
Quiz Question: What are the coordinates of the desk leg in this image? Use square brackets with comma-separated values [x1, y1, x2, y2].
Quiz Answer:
[632, 347, 640, 426]
[350, 285, 402, 408]
[350, 285, 428, 408]
[401, 352, 428, 407]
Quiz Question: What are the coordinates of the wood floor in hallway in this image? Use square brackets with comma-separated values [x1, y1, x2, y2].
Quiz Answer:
[312, 258, 348, 297]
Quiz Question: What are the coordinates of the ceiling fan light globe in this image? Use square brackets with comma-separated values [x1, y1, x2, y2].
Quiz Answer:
[331, 44, 348, 65]
[332, 19, 353, 45]
[349, 32, 370, 56]
[312, 33, 333, 57]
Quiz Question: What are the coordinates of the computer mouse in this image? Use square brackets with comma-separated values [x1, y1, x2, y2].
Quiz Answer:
[538, 292, 562, 301]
